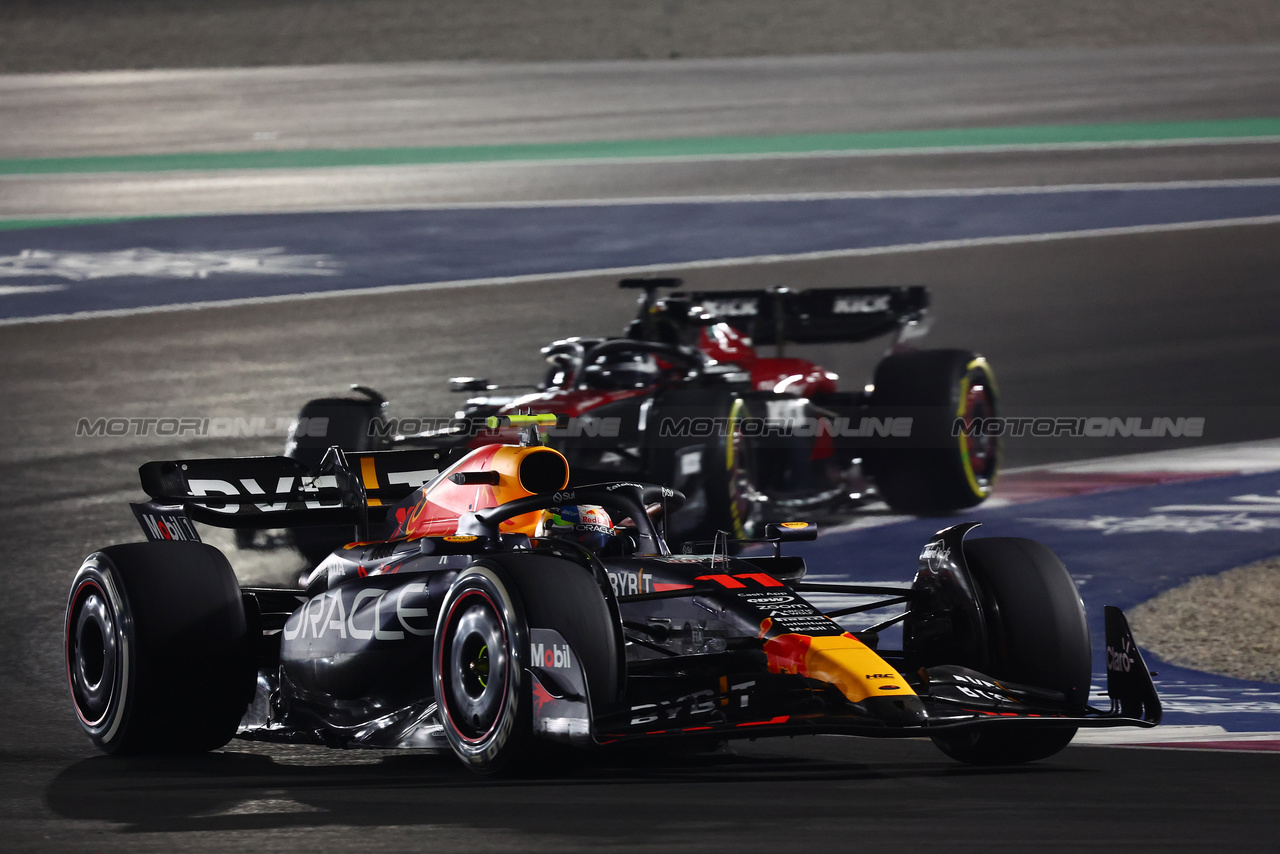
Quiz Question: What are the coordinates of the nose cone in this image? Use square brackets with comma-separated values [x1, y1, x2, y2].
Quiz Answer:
[764, 632, 918, 704]
[858, 695, 929, 728]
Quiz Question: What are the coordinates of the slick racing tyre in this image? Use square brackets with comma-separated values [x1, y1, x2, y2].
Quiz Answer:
[867, 349, 997, 514]
[498, 554, 622, 711]
[704, 396, 764, 541]
[434, 565, 531, 774]
[655, 388, 763, 545]
[930, 538, 1090, 765]
[285, 392, 388, 566]
[434, 556, 621, 774]
[65, 542, 253, 754]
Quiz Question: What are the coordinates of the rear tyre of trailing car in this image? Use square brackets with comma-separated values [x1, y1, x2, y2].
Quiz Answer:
[865, 349, 998, 514]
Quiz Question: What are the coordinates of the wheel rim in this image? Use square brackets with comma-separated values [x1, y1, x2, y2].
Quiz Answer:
[441, 590, 509, 742]
[956, 363, 998, 495]
[67, 580, 120, 728]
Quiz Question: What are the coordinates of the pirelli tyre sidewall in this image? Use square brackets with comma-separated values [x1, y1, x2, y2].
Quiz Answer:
[433, 565, 531, 774]
[720, 396, 764, 540]
[65, 556, 134, 752]
[684, 391, 762, 542]
[964, 537, 1092, 712]
[930, 537, 1089, 765]
[65, 542, 252, 754]
[868, 349, 999, 515]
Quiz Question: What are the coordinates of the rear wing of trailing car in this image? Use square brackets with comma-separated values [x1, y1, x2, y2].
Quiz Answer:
[617, 277, 930, 348]
[680, 285, 930, 346]
[132, 446, 460, 536]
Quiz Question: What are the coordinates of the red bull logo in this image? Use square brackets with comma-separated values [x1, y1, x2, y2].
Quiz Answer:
[761, 631, 917, 705]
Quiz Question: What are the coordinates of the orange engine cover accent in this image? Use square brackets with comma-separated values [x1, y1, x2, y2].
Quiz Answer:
[393, 444, 570, 539]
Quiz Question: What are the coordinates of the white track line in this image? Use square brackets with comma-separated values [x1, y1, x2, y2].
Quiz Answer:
[5, 213, 1280, 327]
[4, 135, 1277, 185]
[1000, 438, 1280, 476]
[463, 135, 1280, 167]
[820, 439, 1280, 533]
[1073, 725, 1280, 745]
[5, 176, 1280, 224]
[0, 284, 65, 297]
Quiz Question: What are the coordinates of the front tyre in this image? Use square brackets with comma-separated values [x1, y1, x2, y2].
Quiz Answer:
[931, 724, 1078, 766]
[434, 567, 530, 774]
[65, 542, 253, 754]
[931, 537, 1090, 765]
[705, 396, 764, 540]
[868, 349, 998, 514]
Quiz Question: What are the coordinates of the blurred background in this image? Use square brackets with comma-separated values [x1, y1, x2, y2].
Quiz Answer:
[4, 0, 1280, 71]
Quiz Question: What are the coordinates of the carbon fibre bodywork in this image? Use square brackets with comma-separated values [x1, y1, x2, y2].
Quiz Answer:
[73, 431, 1158, 767]
[233, 522, 1159, 753]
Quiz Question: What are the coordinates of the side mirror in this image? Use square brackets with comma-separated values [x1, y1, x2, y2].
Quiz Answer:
[449, 376, 494, 393]
[765, 521, 818, 542]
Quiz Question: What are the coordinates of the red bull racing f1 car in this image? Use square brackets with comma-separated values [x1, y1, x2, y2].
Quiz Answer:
[281, 278, 999, 560]
[67, 415, 1160, 772]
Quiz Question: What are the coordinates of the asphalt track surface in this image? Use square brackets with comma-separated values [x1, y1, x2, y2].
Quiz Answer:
[4, 46, 1280, 222]
[1, 47, 1279, 850]
[5, 183, 1280, 321]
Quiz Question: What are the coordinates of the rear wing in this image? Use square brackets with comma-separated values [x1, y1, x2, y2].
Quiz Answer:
[682, 285, 929, 346]
[135, 446, 458, 532]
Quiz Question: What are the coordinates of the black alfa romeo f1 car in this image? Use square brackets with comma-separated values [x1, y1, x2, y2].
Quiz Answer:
[67, 417, 1159, 772]
[280, 278, 998, 561]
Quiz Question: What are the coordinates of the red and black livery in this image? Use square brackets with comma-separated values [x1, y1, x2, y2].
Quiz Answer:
[283, 278, 998, 561]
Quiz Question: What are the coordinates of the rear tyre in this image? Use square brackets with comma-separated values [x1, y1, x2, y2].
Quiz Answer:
[867, 349, 998, 514]
[65, 542, 253, 754]
[930, 537, 1090, 765]
[286, 393, 387, 565]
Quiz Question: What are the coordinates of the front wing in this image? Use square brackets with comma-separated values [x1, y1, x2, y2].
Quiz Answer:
[537, 607, 1161, 746]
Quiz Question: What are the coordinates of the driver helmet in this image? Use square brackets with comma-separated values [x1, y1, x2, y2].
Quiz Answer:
[580, 353, 660, 391]
[536, 504, 615, 551]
